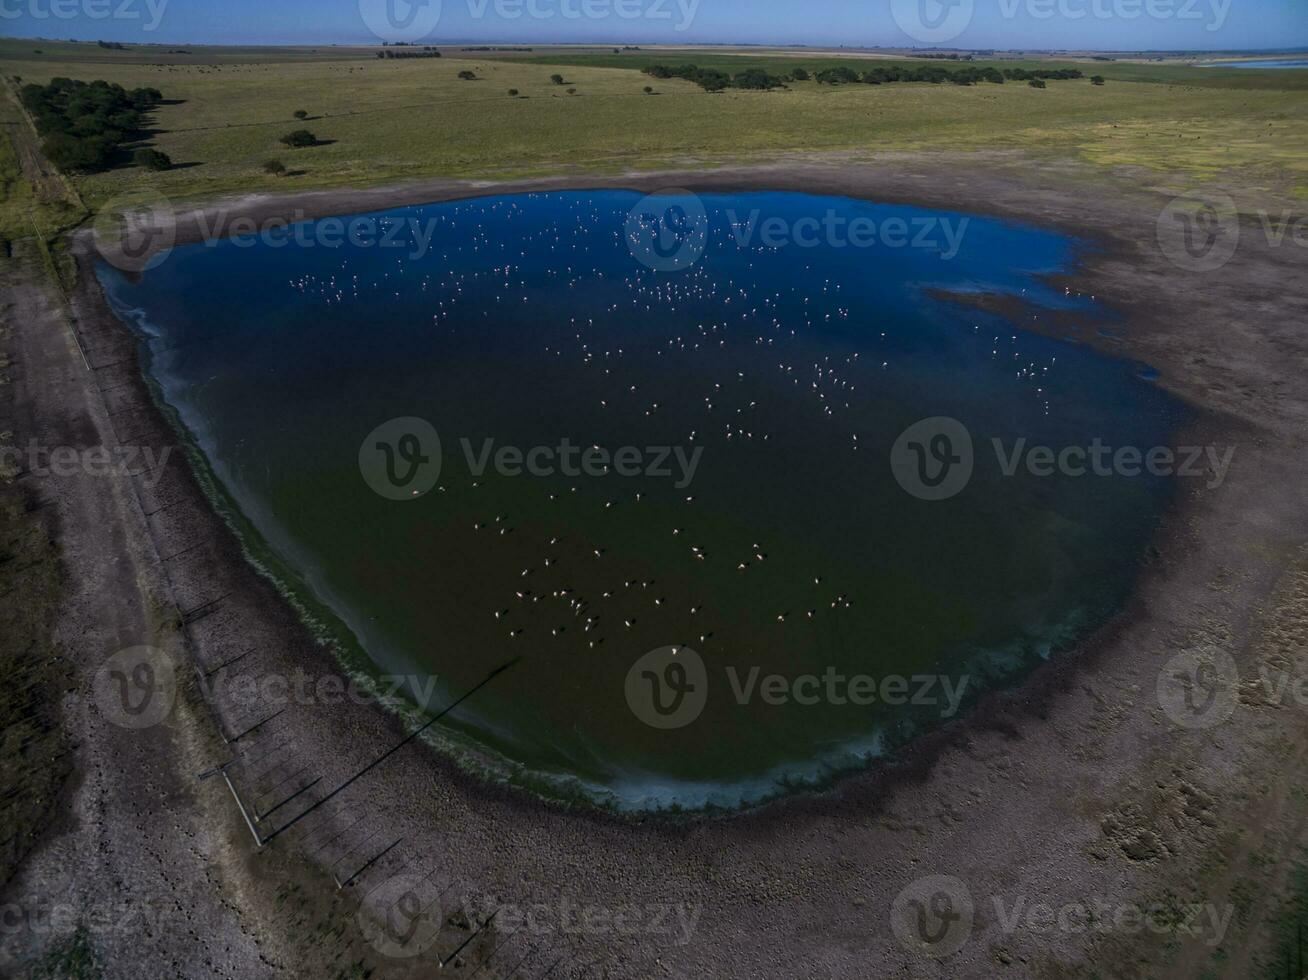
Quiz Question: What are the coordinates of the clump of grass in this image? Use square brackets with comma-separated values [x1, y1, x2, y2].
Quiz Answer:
[29, 927, 101, 979]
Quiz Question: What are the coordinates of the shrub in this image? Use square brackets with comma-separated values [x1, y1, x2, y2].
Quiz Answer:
[550, 74, 564, 85]
[293, 109, 309, 119]
[132, 148, 171, 171]
[279, 129, 317, 147]
[1091, 75, 1105, 85]
[814, 66, 860, 85]
[507, 88, 519, 96]
[790, 67, 810, 81]
[263, 159, 287, 176]
[457, 70, 476, 80]
[1029, 78, 1047, 89]
[567, 87, 576, 95]
[643, 86, 654, 94]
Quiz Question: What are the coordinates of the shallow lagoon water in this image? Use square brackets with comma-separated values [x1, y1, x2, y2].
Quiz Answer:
[101, 190, 1183, 811]
[1208, 58, 1308, 69]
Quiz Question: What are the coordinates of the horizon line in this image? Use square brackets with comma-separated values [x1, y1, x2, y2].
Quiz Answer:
[3, 35, 1307, 55]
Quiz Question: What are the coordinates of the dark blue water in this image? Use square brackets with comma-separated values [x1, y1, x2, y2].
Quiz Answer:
[100, 190, 1183, 811]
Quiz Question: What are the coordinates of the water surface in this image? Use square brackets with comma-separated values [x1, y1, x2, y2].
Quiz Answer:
[1207, 58, 1308, 68]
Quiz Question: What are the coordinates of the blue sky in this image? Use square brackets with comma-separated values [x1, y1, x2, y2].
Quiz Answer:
[2, 0, 1304, 50]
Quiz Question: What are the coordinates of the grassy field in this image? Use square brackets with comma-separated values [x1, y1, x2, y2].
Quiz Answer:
[527, 49, 1308, 90]
[0, 40, 1305, 212]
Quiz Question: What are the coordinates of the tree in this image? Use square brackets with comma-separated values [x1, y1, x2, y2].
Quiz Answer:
[550, 74, 565, 85]
[1091, 75, 1105, 85]
[457, 70, 477, 80]
[279, 129, 317, 147]
[263, 159, 287, 176]
[507, 88, 519, 97]
[293, 109, 309, 119]
[132, 147, 171, 170]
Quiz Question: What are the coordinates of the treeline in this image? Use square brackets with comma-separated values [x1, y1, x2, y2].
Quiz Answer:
[377, 47, 441, 59]
[20, 77, 164, 172]
[643, 62, 1084, 92]
[642, 64, 778, 91]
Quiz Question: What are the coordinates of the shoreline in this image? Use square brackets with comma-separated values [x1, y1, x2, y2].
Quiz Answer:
[59, 157, 1308, 976]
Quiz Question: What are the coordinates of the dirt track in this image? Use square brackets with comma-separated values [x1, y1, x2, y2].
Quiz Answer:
[2, 154, 1307, 979]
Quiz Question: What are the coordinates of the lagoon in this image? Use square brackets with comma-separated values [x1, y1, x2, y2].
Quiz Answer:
[100, 190, 1182, 811]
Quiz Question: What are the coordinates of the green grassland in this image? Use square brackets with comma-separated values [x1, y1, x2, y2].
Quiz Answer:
[1, 41, 1306, 212]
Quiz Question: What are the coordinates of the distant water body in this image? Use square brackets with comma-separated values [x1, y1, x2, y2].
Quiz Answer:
[100, 190, 1184, 812]
[1208, 58, 1308, 69]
